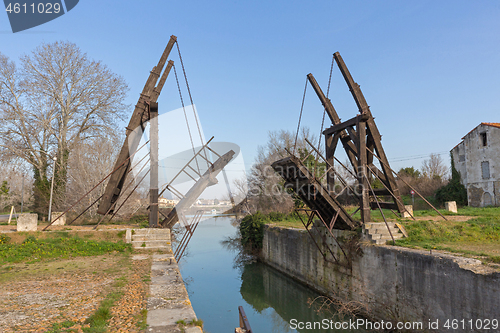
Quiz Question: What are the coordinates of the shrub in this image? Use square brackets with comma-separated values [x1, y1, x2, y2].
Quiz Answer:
[240, 212, 266, 251]
[435, 155, 467, 206]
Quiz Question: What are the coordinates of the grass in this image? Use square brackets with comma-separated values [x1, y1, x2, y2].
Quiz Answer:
[83, 277, 127, 332]
[46, 320, 79, 333]
[395, 214, 500, 263]
[176, 318, 204, 332]
[0, 233, 131, 265]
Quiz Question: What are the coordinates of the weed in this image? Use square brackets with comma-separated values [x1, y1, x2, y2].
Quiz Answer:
[136, 309, 148, 330]
[84, 277, 125, 332]
[0, 234, 10, 244]
[46, 320, 78, 333]
[0, 235, 131, 265]
[117, 230, 126, 238]
[189, 318, 204, 327]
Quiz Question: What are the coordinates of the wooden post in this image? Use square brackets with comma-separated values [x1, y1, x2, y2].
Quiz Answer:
[357, 118, 370, 223]
[149, 102, 159, 228]
[7, 206, 14, 225]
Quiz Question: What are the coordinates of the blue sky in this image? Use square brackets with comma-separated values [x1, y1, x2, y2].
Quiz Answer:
[2, 0, 499, 173]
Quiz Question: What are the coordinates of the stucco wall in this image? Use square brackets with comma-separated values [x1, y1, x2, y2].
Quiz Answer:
[261, 224, 500, 332]
[452, 124, 500, 207]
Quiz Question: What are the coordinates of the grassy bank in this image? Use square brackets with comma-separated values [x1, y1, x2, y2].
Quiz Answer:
[260, 206, 500, 263]
[0, 231, 131, 265]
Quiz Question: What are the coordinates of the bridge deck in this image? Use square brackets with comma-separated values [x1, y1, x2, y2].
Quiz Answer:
[272, 156, 359, 231]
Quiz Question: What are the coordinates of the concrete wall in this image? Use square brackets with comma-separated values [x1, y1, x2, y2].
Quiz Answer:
[261, 224, 500, 332]
[452, 124, 500, 207]
[16, 213, 38, 231]
[51, 212, 66, 225]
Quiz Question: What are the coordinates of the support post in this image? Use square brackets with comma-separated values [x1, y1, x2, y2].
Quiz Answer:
[48, 156, 57, 223]
[149, 102, 159, 228]
[357, 119, 370, 223]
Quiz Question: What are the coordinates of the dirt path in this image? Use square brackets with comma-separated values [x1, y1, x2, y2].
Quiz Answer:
[0, 252, 152, 332]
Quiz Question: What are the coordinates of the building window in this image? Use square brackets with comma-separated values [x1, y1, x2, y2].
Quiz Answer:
[480, 132, 487, 146]
[481, 161, 490, 179]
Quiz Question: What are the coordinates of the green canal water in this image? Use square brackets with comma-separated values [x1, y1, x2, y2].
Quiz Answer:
[177, 216, 366, 333]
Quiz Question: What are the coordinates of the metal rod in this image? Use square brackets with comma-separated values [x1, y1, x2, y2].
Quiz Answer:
[366, 147, 447, 220]
[304, 138, 357, 195]
[67, 195, 103, 225]
[238, 306, 253, 333]
[43, 140, 150, 231]
[365, 174, 395, 245]
[366, 164, 415, 220]
[97, 169, 151, 229]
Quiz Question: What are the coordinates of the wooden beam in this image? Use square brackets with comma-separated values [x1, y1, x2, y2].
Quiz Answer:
[97, 36, 177, 215]
[333, 52, 404, 214]
[323, 114, 369, 136]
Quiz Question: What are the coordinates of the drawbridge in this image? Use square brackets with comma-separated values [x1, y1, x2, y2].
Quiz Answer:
[272, 52, 446, 265]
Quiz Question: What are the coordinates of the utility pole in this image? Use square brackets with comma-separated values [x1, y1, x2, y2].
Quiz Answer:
[149, 102, 159, 228]
[48, 156, 57, 223]
[21, 173, 24, 213]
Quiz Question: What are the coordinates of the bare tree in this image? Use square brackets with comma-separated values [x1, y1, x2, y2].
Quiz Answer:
[0, 41, 129, 214]
[246, 128, 316, 214]
[421, 153, 448, 180]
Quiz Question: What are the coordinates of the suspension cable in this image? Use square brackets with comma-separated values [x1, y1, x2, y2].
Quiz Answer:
[173, 63, 200, 174]
[293, 76, 308, 155]
[317, 54, 335, 153]
[176, 41, 211, 170]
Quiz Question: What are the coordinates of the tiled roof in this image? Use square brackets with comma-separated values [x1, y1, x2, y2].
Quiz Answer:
[482, 122, 500, 129]
[461, 122, 500, 140]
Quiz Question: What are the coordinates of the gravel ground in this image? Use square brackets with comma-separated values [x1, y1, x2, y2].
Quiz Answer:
[0, 253, 152, 332]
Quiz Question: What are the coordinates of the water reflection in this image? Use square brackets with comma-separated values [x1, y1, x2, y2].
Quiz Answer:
[177, 217, 366, 333]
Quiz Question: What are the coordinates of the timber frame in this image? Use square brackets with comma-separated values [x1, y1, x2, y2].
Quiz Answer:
[309, 52, 405, 223]
[97, 36, 177, 216]
[274, 51, 407, 228]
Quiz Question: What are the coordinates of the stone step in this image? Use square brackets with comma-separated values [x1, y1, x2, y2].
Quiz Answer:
[373, 234, 404, 245]
[132, 234, 171, 241]
[132, 228, 170, 236]
[379, 233, 403, 240]
[132, 240, 171, 249]
[366, 233, 402, 241]
[366, 228, 401, 236]
[364, 222, 396, 230]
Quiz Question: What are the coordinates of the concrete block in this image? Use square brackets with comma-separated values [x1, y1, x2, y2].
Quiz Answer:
[51, 212, 66, 225]
[125, 229, 132, 243]
[402, 205, 413, 218]
[17, 213, 38, 231]
[445, 201, 457, 213]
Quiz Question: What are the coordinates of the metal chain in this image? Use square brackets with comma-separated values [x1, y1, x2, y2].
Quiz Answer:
[293, 77, 308, 155]
[317, 54, 335, 153]
[173, 64, 200, 174]
[175, 41, 211, 170]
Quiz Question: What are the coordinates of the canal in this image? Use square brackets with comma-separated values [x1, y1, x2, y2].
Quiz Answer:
[177, 216, 365, 332]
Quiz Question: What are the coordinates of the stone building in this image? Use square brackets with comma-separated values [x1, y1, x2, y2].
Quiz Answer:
[451, 122, 500, 207]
